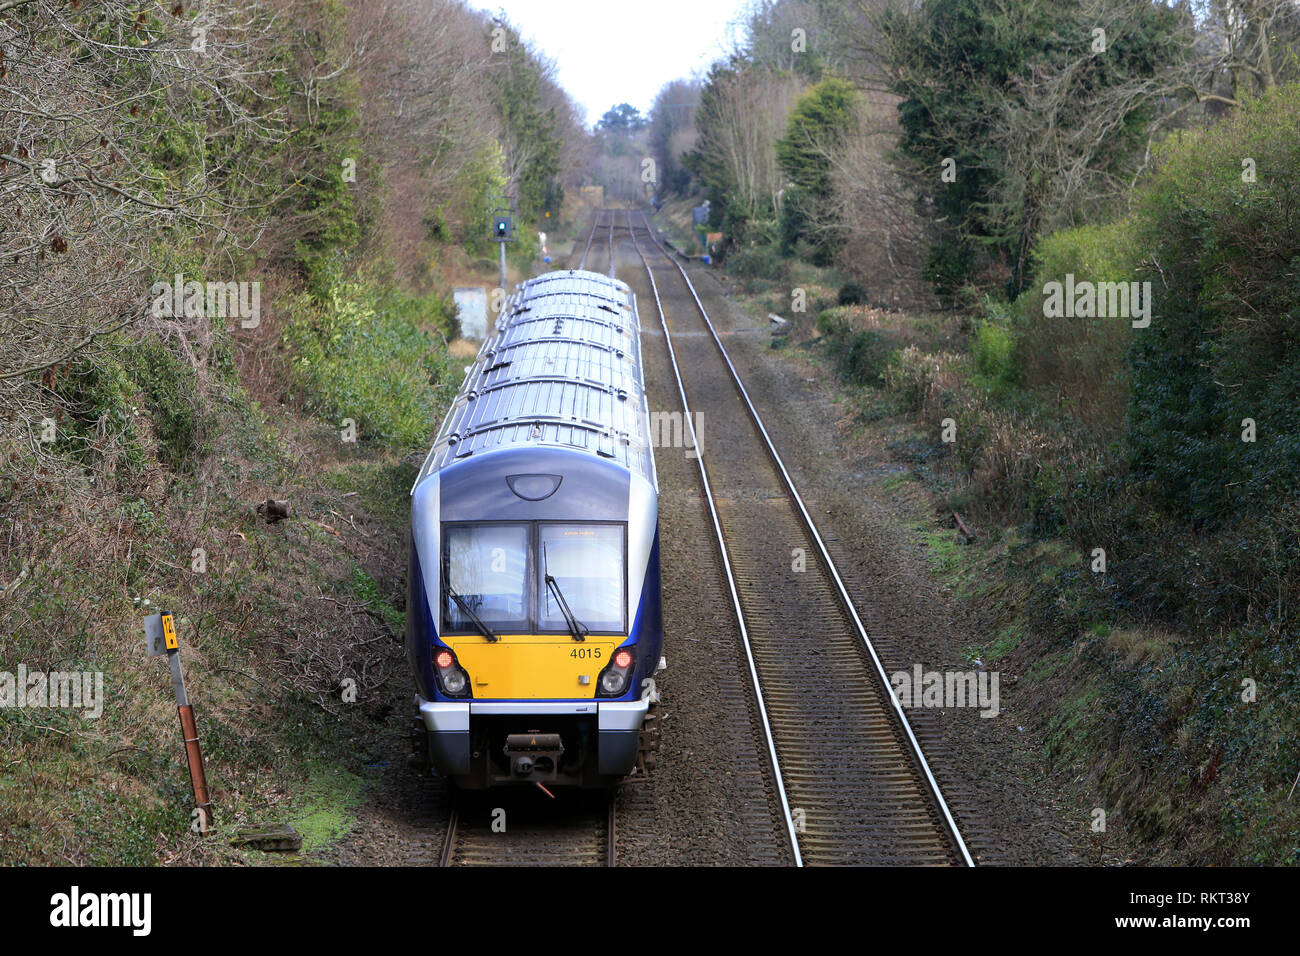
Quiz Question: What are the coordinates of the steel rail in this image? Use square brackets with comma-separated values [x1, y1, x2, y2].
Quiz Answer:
[578, 209, 602, 270]
[632, 210, 974, 867]
[438, 794, 615, 867]
[623, 211, 804, 866]
[438, 802, 459, 868]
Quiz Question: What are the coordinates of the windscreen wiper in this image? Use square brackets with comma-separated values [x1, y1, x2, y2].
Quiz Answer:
[442, 567, 498, 642]
[544, 545, 588, 642]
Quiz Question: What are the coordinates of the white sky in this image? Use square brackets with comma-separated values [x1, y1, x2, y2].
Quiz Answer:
[464, 0, 752, 127]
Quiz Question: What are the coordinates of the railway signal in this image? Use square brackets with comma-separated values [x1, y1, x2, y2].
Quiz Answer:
[492, 201, 516, 300]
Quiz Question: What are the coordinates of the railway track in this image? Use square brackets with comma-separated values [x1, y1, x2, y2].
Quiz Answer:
[577, 209, 615, 277]
[608, 210, 974, 866]
[439, 791, 616, 867]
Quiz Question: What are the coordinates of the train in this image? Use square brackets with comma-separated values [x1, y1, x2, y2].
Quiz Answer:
[406, 269, 662, 789]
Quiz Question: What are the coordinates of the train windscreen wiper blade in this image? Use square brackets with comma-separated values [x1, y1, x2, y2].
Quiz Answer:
[442, 568, 498, 642]
[543, 546, 588, 642]
[545, 575, 589, 642]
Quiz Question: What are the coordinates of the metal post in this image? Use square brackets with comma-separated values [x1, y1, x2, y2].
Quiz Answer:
[177, 703, 212, 827]
[499, 240, 507, 301]
[145, 612, 213, 829]
[492, 200, 515, 305]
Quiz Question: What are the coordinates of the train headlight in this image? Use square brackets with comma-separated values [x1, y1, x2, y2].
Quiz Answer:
[434, 647, 471, 698]
[599, 670, 626, 695]
[442, 669, 468, 695]
[596, 647, 635, 697]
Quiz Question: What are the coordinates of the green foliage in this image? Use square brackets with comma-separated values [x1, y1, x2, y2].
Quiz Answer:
[453, 143, 509, 255]
[728, 243, 787, 281]
[1012, 218, 1140, 429]
[882, 0, 1183, 297]
[683, 59, 757, 236]
[487, 20, 563, 225]
[884, 0, 1064, 290]
[292, 762, 365, 852]
[817, 308, 893, 385]
[971, 315, 1019, 393]
[269, 3, 366, 293]
[124, 341, 202, 470]
[351, 566, 404, 632]
[776, 77, 856, 198]
[1029, 218, 1141, 288]
[57, 352, 146, 474]
[1125, 84, 1300, 522]
[837, 281, 867, 306]
[283, 271, 454, 447]
[922, 237, 976, 299]
[596, 103, 647, 134]
[775, 77, 856, 257]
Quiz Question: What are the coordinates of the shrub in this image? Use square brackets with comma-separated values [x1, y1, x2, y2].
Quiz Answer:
[837, 281, 868, 306]
[817, 308, 892, 385]
[971, 307, 1020, 394]
[283, 275, 453, 447]
[1125, 84, 1300, 522]
[57, 352, 146, 475]
[728, 243, 786, 281]
[1013, 218, 1139, 432]
[125, 341, 202, 470]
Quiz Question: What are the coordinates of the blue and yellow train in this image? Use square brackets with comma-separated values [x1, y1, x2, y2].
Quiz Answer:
[406, 270, 662, 788]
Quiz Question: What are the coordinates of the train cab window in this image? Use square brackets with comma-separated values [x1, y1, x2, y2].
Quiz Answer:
[538, 523, 626, 634]
[443, 523, 530, 632]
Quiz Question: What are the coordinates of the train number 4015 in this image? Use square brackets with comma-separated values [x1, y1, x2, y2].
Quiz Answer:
[569, 647, 602, 659]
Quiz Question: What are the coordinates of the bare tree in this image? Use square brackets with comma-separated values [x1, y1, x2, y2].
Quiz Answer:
[692, 65, 804, 223]
[647, 79, 700, 197]
[815, 92, 935, 308]
[1, 0, 288, 448]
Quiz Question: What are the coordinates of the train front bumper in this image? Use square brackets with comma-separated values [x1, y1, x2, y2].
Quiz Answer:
[417, 697, 649, 778]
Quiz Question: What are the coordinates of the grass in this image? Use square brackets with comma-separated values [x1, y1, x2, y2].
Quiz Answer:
[964, 623, 1024, 665]
[352, 566, 404, 633]
[0, 337, 440, 865]
[291, 762, 367, 854]
[882, 471, 913, 492]
[917, 528, 965, 582]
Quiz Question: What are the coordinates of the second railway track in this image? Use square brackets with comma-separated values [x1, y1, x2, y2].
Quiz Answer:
[606, 209, 974, 866]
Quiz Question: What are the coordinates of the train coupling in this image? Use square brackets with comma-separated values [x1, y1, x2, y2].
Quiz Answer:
[504, 732, 564, 780]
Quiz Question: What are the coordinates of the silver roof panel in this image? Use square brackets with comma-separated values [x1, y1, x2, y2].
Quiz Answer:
[415, 269, 655, 488]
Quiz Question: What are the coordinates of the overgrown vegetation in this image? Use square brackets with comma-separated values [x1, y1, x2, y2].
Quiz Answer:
[1, 0, 584, 865]
[662, 0, 1300, 865]
[793, 83, 1300, 863]
[284, 273, 456, 446]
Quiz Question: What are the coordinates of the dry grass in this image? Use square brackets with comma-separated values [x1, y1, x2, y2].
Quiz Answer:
[1, 390, 416, 864]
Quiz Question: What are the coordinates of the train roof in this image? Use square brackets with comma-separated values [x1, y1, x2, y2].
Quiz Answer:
[414, 269, 655, 489]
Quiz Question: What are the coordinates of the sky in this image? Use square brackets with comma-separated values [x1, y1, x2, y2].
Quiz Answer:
[464, 0, 752, 127]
